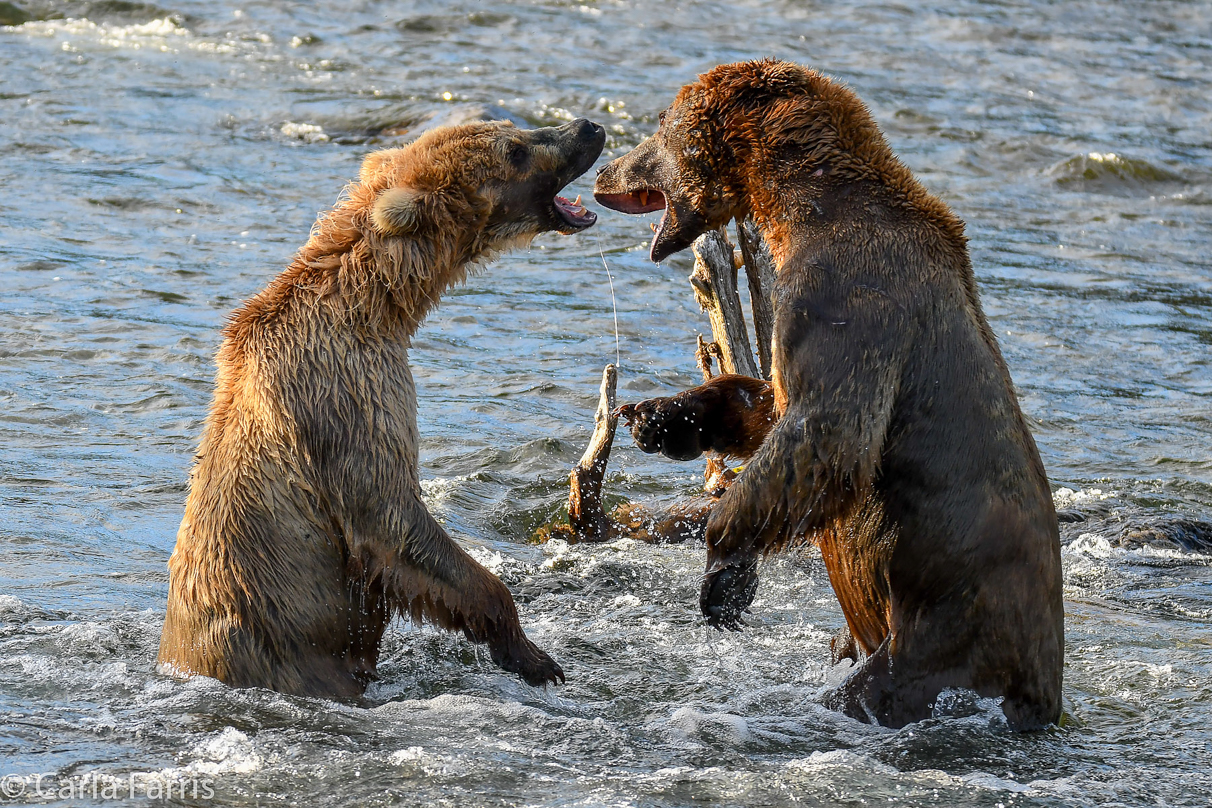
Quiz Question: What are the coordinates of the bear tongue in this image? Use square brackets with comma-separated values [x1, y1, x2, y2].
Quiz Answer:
[554, 194, 596, 226]
[593, 189, 666, 215]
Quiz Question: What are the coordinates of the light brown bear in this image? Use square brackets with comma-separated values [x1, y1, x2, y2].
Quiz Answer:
[594, 60, 1063, 730]
[158, 118, 605, 697]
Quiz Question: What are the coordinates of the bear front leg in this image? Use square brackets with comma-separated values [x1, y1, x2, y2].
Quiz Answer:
[616, 374, 776, 462]
[698, 412, 807, 629]
[699, 407, 891, 629]
[699, 555, 761, 629]
[378, 502, 564, 686]
[699, 277, 908, 630]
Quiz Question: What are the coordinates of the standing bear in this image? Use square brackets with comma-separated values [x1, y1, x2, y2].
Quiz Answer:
[594, 60, 1063, 730]
[158, 118, 606, 697]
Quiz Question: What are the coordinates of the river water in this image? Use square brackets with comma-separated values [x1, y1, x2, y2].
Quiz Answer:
[1, 1, 1210, 806]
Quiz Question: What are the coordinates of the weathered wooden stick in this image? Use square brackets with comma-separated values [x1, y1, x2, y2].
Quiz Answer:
[695, 334, 723, 381]
[736, 217, 777, 380]
[566, 363, 618, 542]
[547, 223, 775, 545]
[689, 228, 761, 379]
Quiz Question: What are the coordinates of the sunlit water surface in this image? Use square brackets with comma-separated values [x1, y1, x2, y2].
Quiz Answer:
[1, 1, 1210, 805]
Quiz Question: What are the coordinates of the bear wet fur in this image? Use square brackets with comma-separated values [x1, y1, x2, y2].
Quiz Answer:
[158, 118, 605, 697]
[595, 60, 1063, 730]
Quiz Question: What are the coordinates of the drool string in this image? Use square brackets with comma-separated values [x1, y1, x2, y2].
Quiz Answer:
[595, 233, 622, 371]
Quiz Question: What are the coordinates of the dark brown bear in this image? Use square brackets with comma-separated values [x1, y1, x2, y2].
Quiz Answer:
[594, 60, 1063, 730]
[158, 119, 605, 697]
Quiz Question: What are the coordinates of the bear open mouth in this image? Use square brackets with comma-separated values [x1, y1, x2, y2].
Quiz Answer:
[553, 194, 598, 232]
[593, 189, 667, 215]
[593, 189, 671, 260]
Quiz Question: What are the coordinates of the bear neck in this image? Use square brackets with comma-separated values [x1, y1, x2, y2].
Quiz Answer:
[733, 145, 967, 270]
[252, 203, 491, 341]
[707, 76, 968, 267]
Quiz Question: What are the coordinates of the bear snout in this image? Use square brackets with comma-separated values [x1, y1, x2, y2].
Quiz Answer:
[564, 117, 604, 144]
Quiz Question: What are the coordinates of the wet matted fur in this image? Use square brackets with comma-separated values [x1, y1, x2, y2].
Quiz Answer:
[158, 119, 605, 696]
[595, 60, 1063, 730]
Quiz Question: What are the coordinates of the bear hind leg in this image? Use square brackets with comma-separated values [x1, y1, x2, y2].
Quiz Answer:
[822, 634, 895, 725]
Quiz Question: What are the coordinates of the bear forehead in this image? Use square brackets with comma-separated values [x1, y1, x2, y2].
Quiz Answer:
[668, 60, 832, 122]
[360, 121, 557, 189]
[664, 87, 709, 125]
[363, 119, 576, 187]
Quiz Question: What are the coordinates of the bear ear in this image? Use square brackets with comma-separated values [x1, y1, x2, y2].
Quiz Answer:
[359, 148, 404, 183]
[371, 187, 424, 236]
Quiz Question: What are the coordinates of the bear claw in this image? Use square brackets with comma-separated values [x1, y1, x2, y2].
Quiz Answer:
[490, 638, 565, 687]
[700, 559, 759, 631]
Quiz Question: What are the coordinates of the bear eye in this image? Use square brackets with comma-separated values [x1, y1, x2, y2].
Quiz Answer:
[658, 109, 667, 126]
[508, 144, 527, 168]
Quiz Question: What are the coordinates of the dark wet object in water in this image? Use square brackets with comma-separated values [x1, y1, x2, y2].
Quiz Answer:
[700, 556, 759, 631]
[1061, 515, 1212, 554]
[1115, 519, 1212, 553]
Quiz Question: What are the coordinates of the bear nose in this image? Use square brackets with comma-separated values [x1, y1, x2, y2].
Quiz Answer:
[570, 117, 602, 142]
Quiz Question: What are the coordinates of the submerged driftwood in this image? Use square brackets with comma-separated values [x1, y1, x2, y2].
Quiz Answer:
[565, 364, 618, 543]
[539, 221, 774, 544]
[539, 363, 722, 544]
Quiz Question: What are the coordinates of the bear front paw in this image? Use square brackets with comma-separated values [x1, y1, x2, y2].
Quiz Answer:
[699, 557, 759, 631]
[616, 398, 706, 461]
[489, 636, 566, 687]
